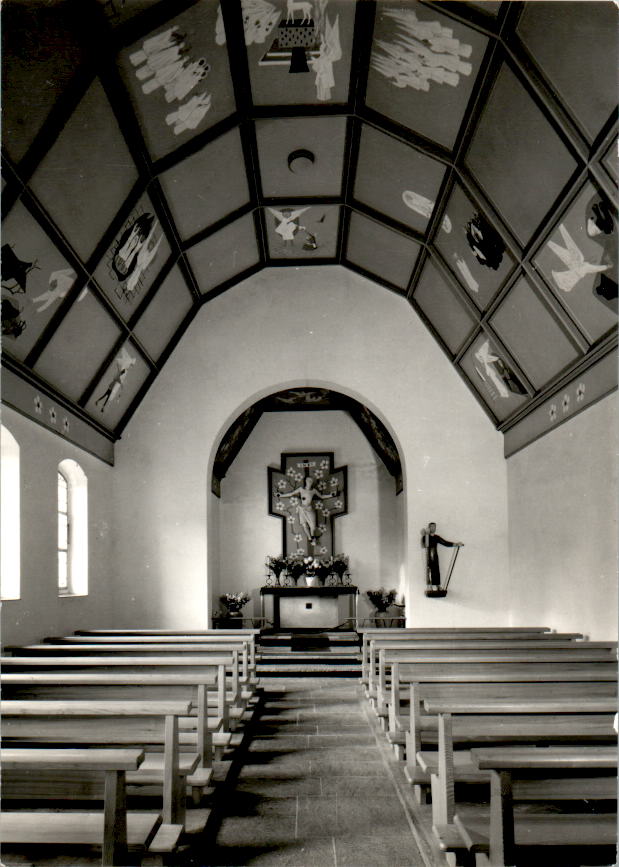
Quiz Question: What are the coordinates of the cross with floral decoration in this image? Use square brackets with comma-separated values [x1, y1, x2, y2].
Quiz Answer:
[268, 452, 347, 557]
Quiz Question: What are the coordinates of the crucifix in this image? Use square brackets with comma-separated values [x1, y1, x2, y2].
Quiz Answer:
[268, 452, 347, 556]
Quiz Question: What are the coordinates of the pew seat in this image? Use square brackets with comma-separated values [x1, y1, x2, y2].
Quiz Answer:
[0, 748, 182, 866]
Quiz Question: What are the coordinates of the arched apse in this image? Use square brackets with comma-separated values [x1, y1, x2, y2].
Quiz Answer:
[206, 384, 408, 624]
[211, 387, 403, 497]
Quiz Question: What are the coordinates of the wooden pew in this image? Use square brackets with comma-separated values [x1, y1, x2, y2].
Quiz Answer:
[418, 698, 616, 829]
[434, 745, 618, 866]
[0, 651, 244, 712]
[362, 633, 591, 694]
[0, 654, 241, 762]
[376, 646, 616, 714]
[1, 700, 196, 832]
[7, 641, 253, 687]
[1, 669, 225, 775]
[4, 642, 257, 731]
[0, 747, 180, 866]
[358, 628, 568, 684]
[50, 632, 259, 674]
[398, 663, 618, 752]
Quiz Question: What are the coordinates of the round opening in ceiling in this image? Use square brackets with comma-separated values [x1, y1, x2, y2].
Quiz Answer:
[287, 149, 316, 174]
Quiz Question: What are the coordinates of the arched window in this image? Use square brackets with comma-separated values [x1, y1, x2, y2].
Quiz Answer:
[1, 425, 20, 600]
[58, 459, 88, 596]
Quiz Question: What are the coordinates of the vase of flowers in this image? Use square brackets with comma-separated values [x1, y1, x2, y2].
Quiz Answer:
[284, 553, 306, 586]
[365, 588, 397, 614]
[331, 553, 349, 584]
[266, 554, 287, 586]
[220, 592, 251, 618]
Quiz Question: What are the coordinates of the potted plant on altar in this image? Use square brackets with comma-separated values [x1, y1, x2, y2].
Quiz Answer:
[265, 554, 287, 586]
[365, 587, 397, 618]
[284, 553, 306, 586]
[331, 553, 349, 584]
[220, 592, 251, 621]
[303, 556, 333, 587]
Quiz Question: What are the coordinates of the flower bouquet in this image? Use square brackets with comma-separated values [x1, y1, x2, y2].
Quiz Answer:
[331, 553, 349, 582]
[285, 552, 306, 585]
[365, 588, 397, 613]
[266, 554, 288, 585]
[220, 592, 251, 615]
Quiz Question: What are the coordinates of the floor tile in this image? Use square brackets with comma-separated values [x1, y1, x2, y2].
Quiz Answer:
[334, 833, 424, 867]
[296, 795, 338, 836]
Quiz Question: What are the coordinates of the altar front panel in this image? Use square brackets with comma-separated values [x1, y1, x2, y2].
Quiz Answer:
[261, 586, 358, 630]
[279, 594, 340, 628]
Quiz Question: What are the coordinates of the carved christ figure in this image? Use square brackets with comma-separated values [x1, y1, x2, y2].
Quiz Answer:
[277, 476, 334, 541]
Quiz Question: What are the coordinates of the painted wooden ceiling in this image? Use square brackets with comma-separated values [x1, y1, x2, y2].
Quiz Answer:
[2, 0, 617, 464]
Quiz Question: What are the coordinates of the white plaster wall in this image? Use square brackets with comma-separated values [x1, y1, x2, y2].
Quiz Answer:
[112, 266, 511, 629]
[1, 405, 114, 646]
[507, 392, 618, 640]
[215, 410, 400, 620]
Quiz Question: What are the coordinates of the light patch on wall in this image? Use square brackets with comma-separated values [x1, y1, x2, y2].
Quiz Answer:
[1, 425, 20, 600]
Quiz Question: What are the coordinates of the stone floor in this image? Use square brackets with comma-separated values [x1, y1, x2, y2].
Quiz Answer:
[205, 677, 430, 867]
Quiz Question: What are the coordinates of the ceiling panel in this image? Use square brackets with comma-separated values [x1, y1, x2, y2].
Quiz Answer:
[96, 0, 154, 27]
[84, 340, 151, 430]
[466, 1, 502, 13]
[1, 0, 87, 166]
[236, 0, 355, 106]
[466, 63, 579, 246]
[133, 264, 195, 362]
[2, 198, 78, 360]
[459, 330, 529, 422]
[117, 0, 237, 161]
[354, 124, 446, 234]
[489, 276, 581, 390]
[186, 212, 260, 295]
[1, 0, 616, 457]
[92, 192, 172, 321]
[33, 288, 123, 401]
[601, 138, 618, 184]
[365, 1, 489, 149]
[264, 204, 339, 258]
[255, 115, 347, 197]
[412, 257, 477, 353]
[434, 182, 516, 311]
[28, 79, 138, 262]
[516, 1, 618, 142]
[532, 181, 617, 345]
[158, 125, 250, 240]
[345, 211, 420, 291]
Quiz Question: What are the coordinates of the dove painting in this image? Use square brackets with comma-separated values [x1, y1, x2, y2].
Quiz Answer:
[547, 223, 608, 294]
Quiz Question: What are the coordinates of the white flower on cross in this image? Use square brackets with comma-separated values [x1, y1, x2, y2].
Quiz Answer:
[275, 502, 285, 512]
[549, 404, 557, 422]
[562, 393, 570, 414]
[34, 395, 43, 414]
[576, 382, 586, 403]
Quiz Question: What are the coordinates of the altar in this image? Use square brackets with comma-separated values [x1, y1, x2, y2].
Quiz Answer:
[260, 586, 359, 630]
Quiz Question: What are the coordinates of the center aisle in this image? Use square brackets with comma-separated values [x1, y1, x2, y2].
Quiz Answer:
[205, 677, 431, 867]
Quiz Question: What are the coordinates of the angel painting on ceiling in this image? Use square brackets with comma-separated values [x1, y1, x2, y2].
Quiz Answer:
[94, 346, 136, 413]
[129, 26, 212, 136]
[372, 7, 473, 93]
[107, 211, 164, 303]
[473, 339, 526, 402]
[268, 206, 326, 252]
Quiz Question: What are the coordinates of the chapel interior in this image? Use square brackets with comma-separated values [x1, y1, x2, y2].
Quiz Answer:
[1, 0, 617, 865]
